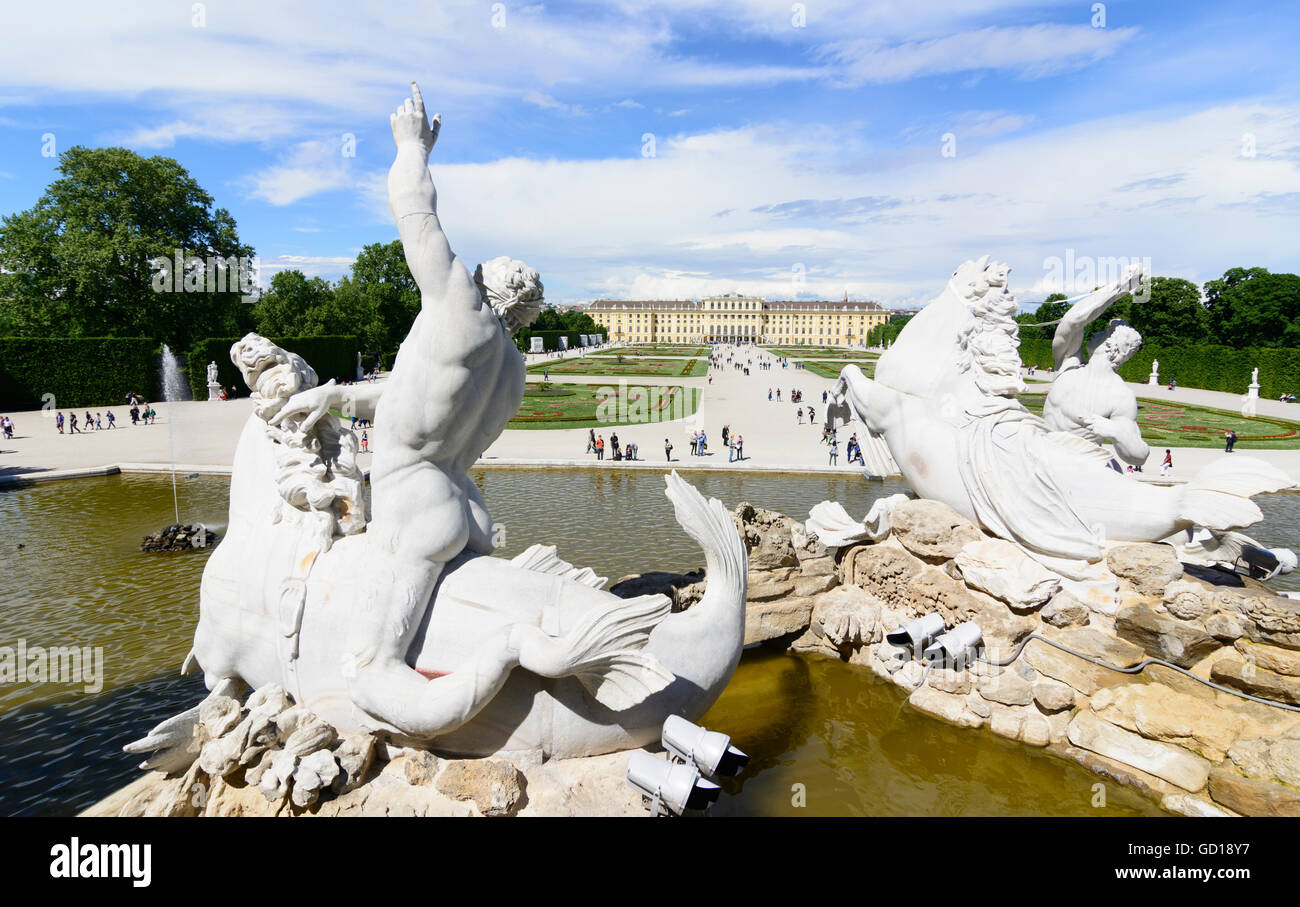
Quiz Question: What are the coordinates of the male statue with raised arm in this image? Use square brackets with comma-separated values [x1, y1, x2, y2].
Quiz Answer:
[1042, 264, 1151, 469]
[274, 83, 543, 732]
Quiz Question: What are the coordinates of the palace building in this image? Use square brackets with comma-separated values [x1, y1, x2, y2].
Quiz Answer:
[585, 293, 889, 345]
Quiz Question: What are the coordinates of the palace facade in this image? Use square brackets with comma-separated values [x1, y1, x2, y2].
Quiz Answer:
[585, 293, 889, 345]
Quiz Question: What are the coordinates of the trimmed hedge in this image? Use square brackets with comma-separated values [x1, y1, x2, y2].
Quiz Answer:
[1017, 331, 1300, 398]
[187, 335, 361, 399]
[0, 337, 159, 410]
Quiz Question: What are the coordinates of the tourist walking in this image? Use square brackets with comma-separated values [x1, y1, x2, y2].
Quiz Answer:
[56, 411, 64, 434]
[106, 411, 116, 429]
[796, 408, 803, 424]
[361, 431, 369, 453]
[735, 434, 743, 461]
[586, 428, 596, 455]
[596, 435, 605, 460]
[828, 439, 838, 465]
[69, 413, 81, 433]
[1160, 449, 1173, 477]
[665, 438, 673, 461]
[1225, 429, 1238, 453]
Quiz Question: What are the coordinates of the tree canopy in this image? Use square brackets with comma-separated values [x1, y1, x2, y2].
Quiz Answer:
[0, 145, 253, 349]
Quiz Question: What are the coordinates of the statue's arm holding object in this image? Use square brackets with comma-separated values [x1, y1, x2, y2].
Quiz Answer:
[1087, 408, 1150, 467]
[1051, 264, 1147, 371]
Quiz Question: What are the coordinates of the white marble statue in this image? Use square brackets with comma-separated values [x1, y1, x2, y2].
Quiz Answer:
[1148, 358, 1159, 386]
[207, 361, 220, 385]
[1042, 269, 1149, 467]
[828, 256, 1294, 579]
[127, 83, 748, 765]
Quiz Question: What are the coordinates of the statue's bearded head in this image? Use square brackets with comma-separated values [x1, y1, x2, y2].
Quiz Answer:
[475, 256, 543, 335]
[1086, 319, 1142, 369]
[231, 333, 318, 420]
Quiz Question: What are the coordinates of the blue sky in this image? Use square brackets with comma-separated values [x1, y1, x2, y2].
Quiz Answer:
[1, 0, 1298, 307]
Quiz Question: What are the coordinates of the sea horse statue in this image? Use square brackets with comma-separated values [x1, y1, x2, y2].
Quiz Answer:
[827, 256, 1294, 579]
[127, 82, 748, 765]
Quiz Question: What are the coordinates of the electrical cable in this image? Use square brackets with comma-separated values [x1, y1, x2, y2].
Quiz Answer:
[975, 633, 1300, 713]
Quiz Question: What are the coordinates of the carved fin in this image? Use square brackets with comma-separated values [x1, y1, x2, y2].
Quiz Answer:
[510, 543, 607, 589]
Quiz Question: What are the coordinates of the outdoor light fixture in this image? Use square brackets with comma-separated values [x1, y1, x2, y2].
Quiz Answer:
[1234, 545, 1283, 582]
[661, 715, 750, 779]
[625, 750, 721, 816]
[885, 613, 945, 651]
[923, 622, 984, 668]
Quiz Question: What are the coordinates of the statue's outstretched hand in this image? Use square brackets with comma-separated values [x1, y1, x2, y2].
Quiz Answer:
[1113, 262, 1148, 301]
[390, 81, 440, 156]
[270, 381, 337, 434]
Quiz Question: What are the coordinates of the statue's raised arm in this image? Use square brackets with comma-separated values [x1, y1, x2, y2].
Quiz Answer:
[387, 81, 462, 302]
[1051, 263, 1147, 371]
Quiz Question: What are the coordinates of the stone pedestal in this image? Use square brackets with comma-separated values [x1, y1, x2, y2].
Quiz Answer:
[207, 380, 223, 402]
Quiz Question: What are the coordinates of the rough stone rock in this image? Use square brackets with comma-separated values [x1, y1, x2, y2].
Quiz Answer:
[1089, 684, 1244, 761]
[794, 572, 839, 597]
[1210, 658, 1300, 706]
[895, 660, 927, 691]
[789, 520, 828, 562]
[1161, 794, 1238, 817]
[333, 734, 376, 793]
[810, 585, 883, 649]
[1106, 543, 1183, 597]
[798, 555, 836, 577]
[435, 759, 526, 817]
[1020, 711, 1052, 747]
[988, 706, 1025, 740]
[403, 750, 441, 787]
[746, 566, 798, 602]
[140, 524, 219, 553]
[732, 503, 799, 570]
[1215, 586, 1300, 650]
[965, 690, 992, 719]
[197, 727, 246, 778]
[954, 538, 1061, 610]
[863, 641, 906, 677]
[909, 566, 986, 624]
[1208, 768, 1300, 817]
[1025, 628, 1144, 695]
[1227, 736, 1300, 788]
[1235, 639, 1300, 677]
[1066, 711, 1210, 792]
[1041, 591, 1090, 628]
[971, 597, 1038, 657]
[1205, 612, 1247, 641]
[1032, 678, 1076, 713]
[841, 542, 923, 601]
[745, 595, 815, 645]
[1115, 604, 1221, 669]
[978, 671, 1034, 707]
[1163, 579, 1212, 621]
[928, 667, 973, 696]
[889, 499, 982, 561]
[908, 685, 985, 728]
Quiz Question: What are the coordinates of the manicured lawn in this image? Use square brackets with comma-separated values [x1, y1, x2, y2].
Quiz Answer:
[1016, 394, 1300, 449]
[801, 359, 877, 380]
[590, 344, 706, 358]
[527, 356, 708, 378]
[507, 382, 701, 429]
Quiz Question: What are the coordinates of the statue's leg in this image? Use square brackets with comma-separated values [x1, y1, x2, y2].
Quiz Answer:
[345, 460, 472, 730]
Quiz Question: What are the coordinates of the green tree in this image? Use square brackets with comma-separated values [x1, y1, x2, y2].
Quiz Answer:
[251, 270, 337, 338]
[1127, 276, 1208, 347]
[1204, 267, 1300, 348]
[347, 240, 420, 353]
[0, 145, 252, 348]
